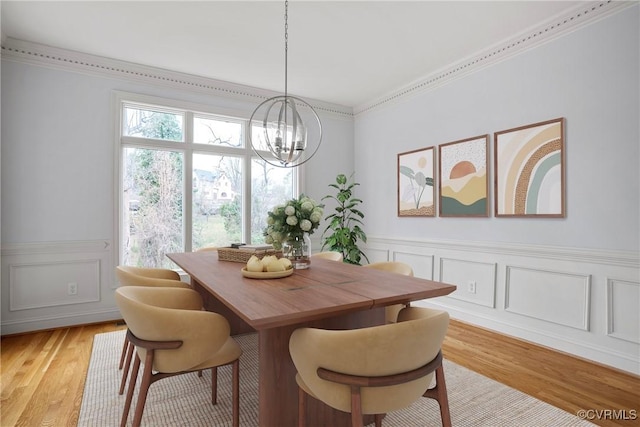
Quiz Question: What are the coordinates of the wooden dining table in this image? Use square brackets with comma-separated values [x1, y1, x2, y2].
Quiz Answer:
[167, 251, 456, 427]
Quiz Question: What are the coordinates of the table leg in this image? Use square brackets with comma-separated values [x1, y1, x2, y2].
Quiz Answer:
[258, 308, 384, 427]
[192, 280, 256, 335]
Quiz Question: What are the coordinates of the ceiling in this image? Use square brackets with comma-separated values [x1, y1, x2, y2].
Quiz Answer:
[1, 1, 587, 108]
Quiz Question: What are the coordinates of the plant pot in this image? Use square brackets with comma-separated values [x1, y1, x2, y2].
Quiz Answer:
[282, 232, 311, 269]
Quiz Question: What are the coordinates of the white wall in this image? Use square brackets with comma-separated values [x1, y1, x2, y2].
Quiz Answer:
[355, 6, 639, 251]
[355, 6, 639, 373]
[0, 44, 353, 334]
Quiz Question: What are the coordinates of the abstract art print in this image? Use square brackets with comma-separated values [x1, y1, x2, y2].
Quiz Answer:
[438, 135, 489, 217]
[494, 118, 565, 217]
[398, 147, 435, 217]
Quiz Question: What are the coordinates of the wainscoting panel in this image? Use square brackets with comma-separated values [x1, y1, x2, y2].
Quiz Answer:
[365, 236, 640, 374]
[366, 248, 390, 263]
[393, 251, 434, 280]
[1, 240, 118, 335]
[9, 260, 100, 310]
[505, 266, 591, 331]
[607, 278, 640, 344]
[440, 258, 496, 308]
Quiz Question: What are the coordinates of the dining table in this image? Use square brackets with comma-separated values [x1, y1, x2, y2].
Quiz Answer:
[167, 251, 456, 427]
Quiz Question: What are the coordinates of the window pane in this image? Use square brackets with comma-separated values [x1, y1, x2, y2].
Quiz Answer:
[250, 121, 270, 151]
[250, 158, 294, 244]
[192, 153, 243, 250]
[194, 116, 243, 147]
[250, 119, 305, 155]
[123, 106, 184, 142]
[122, 147, 184, 268]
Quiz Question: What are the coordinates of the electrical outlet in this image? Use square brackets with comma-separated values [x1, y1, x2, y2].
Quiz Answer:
[467, 281, 476, 294]
[68, 282, 78, 296]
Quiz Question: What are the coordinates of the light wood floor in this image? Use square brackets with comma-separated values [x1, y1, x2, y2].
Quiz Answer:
[1, 319, 638, 427]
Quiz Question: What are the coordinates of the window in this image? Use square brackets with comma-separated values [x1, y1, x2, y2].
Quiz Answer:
[117, 93, 296, 268]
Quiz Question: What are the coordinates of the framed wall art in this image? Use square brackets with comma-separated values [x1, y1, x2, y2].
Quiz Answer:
[494, 117, 565, 217]
[438, 135, 489, 217]
[397, 146, 435, 217]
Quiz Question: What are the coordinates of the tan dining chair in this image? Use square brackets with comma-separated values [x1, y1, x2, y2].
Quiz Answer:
[116, 265, 188, 287]
[311, 251, 344, 262]
[290, 306, 451, 427]
[115, 266, 191, 395]
[115, 286, 242, 427]
[363, 261, 414, 323]
[196, 246, 218, 252]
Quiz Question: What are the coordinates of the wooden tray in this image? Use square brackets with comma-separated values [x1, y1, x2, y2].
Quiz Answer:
[241, 267, 293, 279]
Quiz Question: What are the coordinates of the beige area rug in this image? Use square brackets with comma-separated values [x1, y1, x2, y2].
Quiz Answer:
[79, 330, 594, 427]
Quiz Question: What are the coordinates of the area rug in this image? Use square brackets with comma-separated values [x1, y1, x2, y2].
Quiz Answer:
[79, 330, 593, 426]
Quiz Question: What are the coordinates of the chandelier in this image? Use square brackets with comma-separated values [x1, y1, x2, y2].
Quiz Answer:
[249, 0, 322, 168]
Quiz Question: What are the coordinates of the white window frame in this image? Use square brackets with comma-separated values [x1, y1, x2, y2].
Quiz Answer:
[113, 91, 301, 266]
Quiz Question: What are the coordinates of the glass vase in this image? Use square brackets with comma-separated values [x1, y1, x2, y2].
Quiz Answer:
[282, 232, 311, 269]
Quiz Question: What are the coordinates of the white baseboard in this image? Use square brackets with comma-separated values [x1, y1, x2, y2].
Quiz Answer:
[1, 308, 122, 335]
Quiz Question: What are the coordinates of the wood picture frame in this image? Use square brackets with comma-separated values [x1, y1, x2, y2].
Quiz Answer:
[397, 147, 435, 217]
[438, 135, 490, 217]
[494, 118, 565, 217]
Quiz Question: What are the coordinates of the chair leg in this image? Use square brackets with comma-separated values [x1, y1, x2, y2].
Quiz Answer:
[350, 385, 364, 427]
[434, 365, 452, 427]
[119, 334, 129, 369]
[374, 414, 384, 427]
[119, 342, 134, 395]
[121, 353, 141, 427]
[211, 366, 218, 404]
[351, 410, 364, 427]
[131, 351, 155, 427]
[423, 364, 452, 427]
[298, 387, 306, 427]
[232, 359, 240, 427]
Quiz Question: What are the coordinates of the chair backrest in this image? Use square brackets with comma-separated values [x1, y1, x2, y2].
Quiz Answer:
[363, 261, 414, 323]
[289, 307, 449, 415]
[363, 261, 414, 276]
[115, 286, 231, 373]
[196, 246, 218, 252]
[116, 266, 189, 288]
[311, 251, 343, 262]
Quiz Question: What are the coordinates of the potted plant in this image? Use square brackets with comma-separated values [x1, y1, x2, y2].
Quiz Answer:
[321, 173, 369, 265]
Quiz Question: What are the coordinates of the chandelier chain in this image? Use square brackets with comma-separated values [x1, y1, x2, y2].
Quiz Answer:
[247, 0, 322, 168]
[284, 0, 289, 98]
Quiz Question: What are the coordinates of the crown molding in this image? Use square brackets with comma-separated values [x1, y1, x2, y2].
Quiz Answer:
[1, 1, 633, 120]
[0, 37, 354, 120]
[354, 0, 634, 116]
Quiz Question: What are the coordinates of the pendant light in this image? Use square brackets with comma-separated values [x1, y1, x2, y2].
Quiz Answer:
[249, 0, 322, 168]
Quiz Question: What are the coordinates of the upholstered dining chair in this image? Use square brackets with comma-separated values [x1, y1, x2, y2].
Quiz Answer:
[115, 265, 187, 287]
[115, 286, 242, 427]
[363, 261, 414, 323]
[196, 246, 218, 252]
[311, 251, 344, 262]
[115, 266, 191, 395]
[289, 306, 451, 427]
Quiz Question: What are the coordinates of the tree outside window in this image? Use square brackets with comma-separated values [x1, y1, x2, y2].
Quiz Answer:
[119, 96, 295, 269]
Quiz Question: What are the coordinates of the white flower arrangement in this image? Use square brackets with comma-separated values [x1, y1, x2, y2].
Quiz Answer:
[264, 194, 323, 250]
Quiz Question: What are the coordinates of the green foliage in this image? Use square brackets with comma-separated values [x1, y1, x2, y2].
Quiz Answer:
[321, 173, 369, 265]
[218, 196, 242, 242]
[263, 194, 323, 250]
[137, 111, 182, 141]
